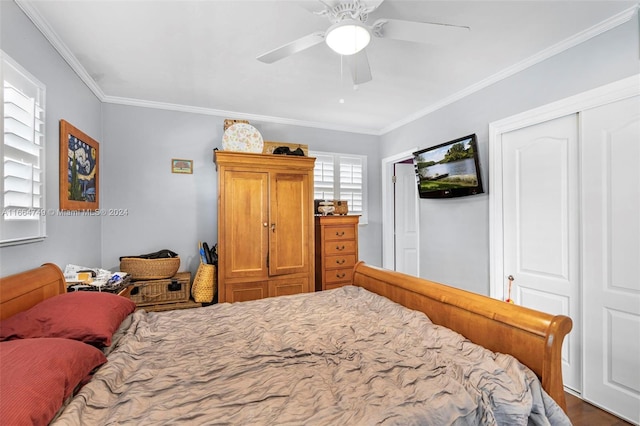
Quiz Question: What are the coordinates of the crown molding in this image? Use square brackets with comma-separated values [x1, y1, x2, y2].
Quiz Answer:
[15, 0, 106, 100]
[102, 95, 381, 135]
[379, 4, 639, 135]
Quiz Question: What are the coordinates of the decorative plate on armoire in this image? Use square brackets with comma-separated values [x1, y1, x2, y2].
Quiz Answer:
[222, 123, 264, 153]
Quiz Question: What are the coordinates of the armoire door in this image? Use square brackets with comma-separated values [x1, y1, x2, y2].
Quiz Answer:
[268, 172, 310, 276]
[501, 114, 581, 391]
[581, 95, 640, 424]
[222, 170, 269, 278]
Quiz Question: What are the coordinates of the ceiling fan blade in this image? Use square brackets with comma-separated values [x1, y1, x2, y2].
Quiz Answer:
[257, 32, 325, 64]
[372, 18, 470, 44]
[345, 49, 372, 85]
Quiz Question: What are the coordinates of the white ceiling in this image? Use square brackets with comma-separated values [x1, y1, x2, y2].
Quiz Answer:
[17, 0, 637, 135]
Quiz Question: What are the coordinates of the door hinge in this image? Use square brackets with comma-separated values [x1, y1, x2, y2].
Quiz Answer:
[392, 175, 397, 184]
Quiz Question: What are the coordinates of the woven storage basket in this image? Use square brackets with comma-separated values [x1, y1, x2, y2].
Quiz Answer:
[120, 257, 180, 280]
[130, 272, 191, 306]
[192, 262, 216, 303]
[332, 200, 348, 215]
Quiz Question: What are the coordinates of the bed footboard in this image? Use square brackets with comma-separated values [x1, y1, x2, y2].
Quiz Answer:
[351, 261, 572, 412]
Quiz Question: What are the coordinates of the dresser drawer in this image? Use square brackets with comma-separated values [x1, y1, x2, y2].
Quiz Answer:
[325, 254, 356, 269]
[324, 240, 357, 255]
[324, 226, 356, 241]
[324, 267, 354, 284]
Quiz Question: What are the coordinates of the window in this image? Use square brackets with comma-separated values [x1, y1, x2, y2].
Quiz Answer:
[310, 151, 367, 224]
[1, 51, 46, 246]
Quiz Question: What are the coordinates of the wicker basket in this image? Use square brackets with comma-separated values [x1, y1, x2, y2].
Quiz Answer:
[120, 257, 180, 280]
[333, 200, 348, 215]
[130, 272, 191, 306]
[192, 262, 216, 303]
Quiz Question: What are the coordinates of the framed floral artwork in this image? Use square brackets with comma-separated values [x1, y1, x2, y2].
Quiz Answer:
[59, 119, 99, 211]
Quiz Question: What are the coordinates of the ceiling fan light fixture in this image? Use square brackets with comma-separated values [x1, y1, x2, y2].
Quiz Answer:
[325, 20, 371, 56]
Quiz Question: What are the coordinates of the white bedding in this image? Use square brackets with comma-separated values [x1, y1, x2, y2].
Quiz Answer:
[53, 286, 572, 425]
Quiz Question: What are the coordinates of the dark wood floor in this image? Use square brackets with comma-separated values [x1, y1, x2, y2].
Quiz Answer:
[566, 392, 635, 426]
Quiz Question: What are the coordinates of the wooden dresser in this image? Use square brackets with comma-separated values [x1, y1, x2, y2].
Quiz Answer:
[314, 215, 359, 291]
[215, 151, 316, 303]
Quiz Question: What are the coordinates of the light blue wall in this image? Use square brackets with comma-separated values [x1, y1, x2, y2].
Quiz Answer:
[1, 1, 103, 276]
[380, 16, 640, 295]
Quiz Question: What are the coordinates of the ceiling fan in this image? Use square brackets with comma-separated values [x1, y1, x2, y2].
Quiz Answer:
[256, 0, 470, 85]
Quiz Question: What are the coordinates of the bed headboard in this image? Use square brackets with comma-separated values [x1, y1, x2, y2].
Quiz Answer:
[351, 261, 572, 412]
[0, 263, 66, 320]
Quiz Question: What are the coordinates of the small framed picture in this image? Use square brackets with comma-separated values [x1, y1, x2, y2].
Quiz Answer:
[171, 159, 193, 174]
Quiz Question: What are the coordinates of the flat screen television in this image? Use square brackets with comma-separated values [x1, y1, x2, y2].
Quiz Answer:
[412, 134, 484, 199]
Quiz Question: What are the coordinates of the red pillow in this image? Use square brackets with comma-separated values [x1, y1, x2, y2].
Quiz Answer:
[0, 338, 107, 426]
[0, 291, 136, 346]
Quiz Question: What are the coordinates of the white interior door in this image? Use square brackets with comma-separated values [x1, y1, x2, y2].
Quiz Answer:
[382, 149, 418, 271]
[501, 114, 581, 391]
[394, 162, 419, 275]
[581, 96, 640, 424]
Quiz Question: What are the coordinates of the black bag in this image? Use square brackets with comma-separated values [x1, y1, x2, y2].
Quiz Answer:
[272, 146, 305, 156]
[119, 249, 178, 261]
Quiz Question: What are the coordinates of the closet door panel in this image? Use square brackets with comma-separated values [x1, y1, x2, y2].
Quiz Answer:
[501, 114, 581, 391]
[582, 95, 640, 424]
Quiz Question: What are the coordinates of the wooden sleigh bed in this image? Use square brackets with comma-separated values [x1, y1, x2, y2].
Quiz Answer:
[0, 261, 572, 425]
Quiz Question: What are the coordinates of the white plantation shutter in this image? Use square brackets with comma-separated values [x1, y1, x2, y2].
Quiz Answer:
[339, 156, 363, 214]
[312, 153, 335, 200]
[311, 151, 367, 224]
[1, 51, 46, 246]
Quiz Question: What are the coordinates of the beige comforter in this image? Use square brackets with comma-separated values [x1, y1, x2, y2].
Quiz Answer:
[54, 286, 571, 425]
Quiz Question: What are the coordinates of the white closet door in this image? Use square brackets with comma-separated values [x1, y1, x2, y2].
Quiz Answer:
[501, 114, 581, 391]
[581, 95, 640, 424]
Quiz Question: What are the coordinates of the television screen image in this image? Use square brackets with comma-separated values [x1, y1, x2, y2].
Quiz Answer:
[413, 134, 484, 199]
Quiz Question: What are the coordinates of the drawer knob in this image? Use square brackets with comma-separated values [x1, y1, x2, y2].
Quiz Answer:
[336, 259, 346, 265]
[336, 273, 346, 279]
[335, 231, 345, 236]
[336, 245, 345, 251]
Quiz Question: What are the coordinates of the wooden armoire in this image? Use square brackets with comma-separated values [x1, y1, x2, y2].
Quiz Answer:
[214, 151, 315, 303]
